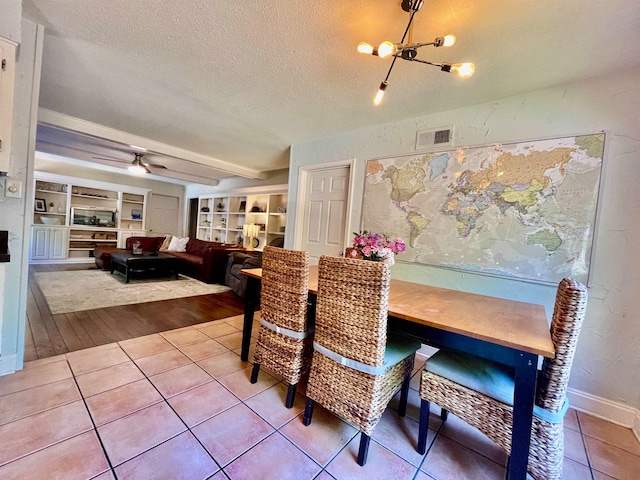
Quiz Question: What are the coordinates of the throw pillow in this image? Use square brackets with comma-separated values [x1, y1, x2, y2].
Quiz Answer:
[167, 236, 189, 252]
[159, 235, 173, 251]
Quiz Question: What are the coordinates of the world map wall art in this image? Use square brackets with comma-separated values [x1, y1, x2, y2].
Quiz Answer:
[362, 133, 605, 285]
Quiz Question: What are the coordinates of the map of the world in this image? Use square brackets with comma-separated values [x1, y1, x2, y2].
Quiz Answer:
[362, 134, 605, 284]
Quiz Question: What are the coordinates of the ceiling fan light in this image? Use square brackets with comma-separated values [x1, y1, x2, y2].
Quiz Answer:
[129, 153, 151, 174]
[128, 163, 147, 174]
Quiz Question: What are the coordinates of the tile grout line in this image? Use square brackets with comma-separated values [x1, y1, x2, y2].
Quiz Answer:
[67, 356, 118, 480]
[575, 411, 597, 480]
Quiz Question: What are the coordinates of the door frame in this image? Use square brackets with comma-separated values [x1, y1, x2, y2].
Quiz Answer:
[293, 158, 356, 253]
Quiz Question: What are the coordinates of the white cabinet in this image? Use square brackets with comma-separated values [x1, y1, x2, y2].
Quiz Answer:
[30, 226, 69, 261]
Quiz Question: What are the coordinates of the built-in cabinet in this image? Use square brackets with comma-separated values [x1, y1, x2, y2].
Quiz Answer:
[196, 189, 287, 251]
[30, 226, 69, 261]
[30, 173, 150, 262]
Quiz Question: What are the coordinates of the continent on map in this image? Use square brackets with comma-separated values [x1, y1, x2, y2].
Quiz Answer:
[406, 211, 430, 247]
[442, 149, 575, 236]
[382, 155, 430, 202]
[527, 229, 562, 252]
[441, 195, 489, 237]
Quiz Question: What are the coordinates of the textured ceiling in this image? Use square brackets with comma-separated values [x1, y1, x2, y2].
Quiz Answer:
[23, 0, 640, 184]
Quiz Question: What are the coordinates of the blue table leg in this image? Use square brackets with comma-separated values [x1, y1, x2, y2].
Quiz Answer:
[508, 351, 538, 480]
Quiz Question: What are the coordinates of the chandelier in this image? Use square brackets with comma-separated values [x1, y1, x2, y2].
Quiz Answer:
[358, 0, 475, 106]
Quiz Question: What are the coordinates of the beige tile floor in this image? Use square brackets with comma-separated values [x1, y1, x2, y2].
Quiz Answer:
[1, 313, 639, 479]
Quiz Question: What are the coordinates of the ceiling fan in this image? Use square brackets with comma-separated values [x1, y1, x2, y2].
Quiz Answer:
[92, 150, 168, 175]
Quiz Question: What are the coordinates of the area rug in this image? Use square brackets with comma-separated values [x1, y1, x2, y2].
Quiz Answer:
[35, 270, 231, 314]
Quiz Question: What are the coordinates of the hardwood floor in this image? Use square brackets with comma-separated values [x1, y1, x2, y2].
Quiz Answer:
[24, 263, 246, 361]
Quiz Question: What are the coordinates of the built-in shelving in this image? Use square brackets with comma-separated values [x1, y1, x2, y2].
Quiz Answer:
[196, 188, 287, 250]
[30, 172, 150, 263]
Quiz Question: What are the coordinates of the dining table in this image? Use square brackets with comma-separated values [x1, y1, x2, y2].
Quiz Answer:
[240, 265, 554, 480]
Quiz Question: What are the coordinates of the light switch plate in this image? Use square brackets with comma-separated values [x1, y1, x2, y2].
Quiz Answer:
[5, 179, 22, 198]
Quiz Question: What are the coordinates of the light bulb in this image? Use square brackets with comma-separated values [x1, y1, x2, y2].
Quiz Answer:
[128, 164, 147, 174]
[451, 62, 475, 78]
[377, 41, 398, 58]
[373, 81, 388, 106]
[442, 34, 456, 47]
[357, 42, 374, 55]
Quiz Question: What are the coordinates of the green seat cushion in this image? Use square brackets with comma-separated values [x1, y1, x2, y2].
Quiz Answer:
[426, 349, 568, 423]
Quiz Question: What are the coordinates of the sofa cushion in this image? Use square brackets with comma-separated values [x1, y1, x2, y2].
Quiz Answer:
[126, 236, 164, 252]
[185, 238, 213, 256]
[167, 236, 189, 252]
[166, 251, 204, 266]
[159, 235, 173, 251]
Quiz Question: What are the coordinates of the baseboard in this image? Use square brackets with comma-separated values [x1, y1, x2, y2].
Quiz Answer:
[0, 353, 17, 376]
[567, 387, 640, 440]
[30, 258, 94, 265]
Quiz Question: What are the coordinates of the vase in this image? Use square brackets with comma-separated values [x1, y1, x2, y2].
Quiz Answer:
[383, 254, 395, 266]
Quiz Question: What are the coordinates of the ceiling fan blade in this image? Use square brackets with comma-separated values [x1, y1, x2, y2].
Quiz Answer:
[144, 163, 167, 169]
[92, 155, 129, 163]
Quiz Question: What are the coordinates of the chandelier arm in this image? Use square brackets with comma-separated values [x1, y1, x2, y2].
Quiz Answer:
[405, 41, 437, 50]
[399, 9, 418, 44]
[382, 6, 419, 83]
[383, 55, 400, 83]
[411, 58, 444, 68]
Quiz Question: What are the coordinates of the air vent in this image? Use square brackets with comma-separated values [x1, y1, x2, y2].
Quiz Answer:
[415, 125, 454, 149]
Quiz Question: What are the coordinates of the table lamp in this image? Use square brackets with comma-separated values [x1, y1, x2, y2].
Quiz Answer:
[243, 223, 260, 250]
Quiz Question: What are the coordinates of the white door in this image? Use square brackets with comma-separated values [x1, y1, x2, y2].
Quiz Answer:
[300, 165, 351, 260]
[147, 194, 180, 237]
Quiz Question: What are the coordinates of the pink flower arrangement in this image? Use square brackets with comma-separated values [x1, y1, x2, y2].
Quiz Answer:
[350, 230, 405, 262]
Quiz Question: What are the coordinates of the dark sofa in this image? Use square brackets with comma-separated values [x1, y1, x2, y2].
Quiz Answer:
[225, 251, 263, 298]
[94, 236, 245, 284]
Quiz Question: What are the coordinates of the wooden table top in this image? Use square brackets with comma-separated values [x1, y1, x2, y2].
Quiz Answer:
[242, 266, 554, 358]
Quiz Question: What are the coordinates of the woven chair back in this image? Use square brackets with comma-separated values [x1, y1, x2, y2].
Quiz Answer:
[536, 277, 588, 412]
[261, 246, 309, 332]
[315, 255, 390, 367]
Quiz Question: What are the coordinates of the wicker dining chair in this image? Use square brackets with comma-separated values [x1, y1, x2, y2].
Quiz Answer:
[417, 277, 588, 479]
[303, 255, 421, 466]
[250, 246, 311, 408]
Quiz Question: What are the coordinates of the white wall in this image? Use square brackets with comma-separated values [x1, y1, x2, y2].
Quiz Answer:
[288, 68, 640, 412]
[0, 0, 21, 43]
[0, 19, 40, 373]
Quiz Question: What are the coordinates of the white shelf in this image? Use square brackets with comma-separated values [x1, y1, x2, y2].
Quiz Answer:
[71, 193, 116, 200]
[36, 212, 66, 216]
[36, 189, 66, 195]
